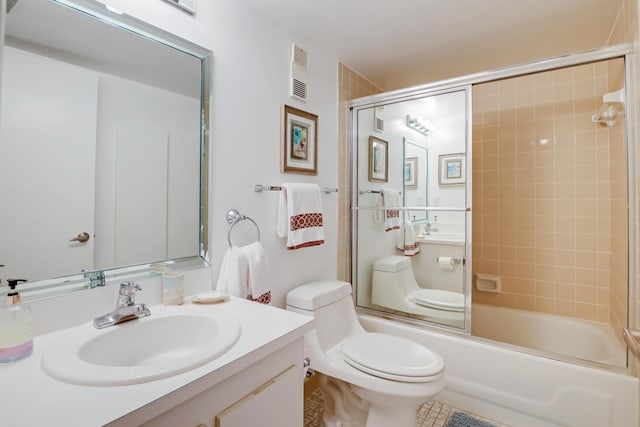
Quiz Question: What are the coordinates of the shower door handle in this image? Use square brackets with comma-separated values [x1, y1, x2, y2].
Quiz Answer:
[622, 328, 640, 357]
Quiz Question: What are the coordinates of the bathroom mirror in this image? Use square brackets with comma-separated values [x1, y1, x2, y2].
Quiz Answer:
[352, 88, 470, 330]
[0, 0, 211, 298]
[403, 138, 428, 223]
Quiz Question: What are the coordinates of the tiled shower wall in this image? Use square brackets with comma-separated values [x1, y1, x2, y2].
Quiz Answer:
[337, 64, 384, 281]
[471, 59, 628, 329]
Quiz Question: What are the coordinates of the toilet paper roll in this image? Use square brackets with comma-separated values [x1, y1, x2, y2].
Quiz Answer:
[437, 256, 454, 272]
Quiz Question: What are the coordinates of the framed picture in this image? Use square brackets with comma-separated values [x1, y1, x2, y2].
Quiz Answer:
[438, 153, 465, 186]
[404, 157, 418, 188]
[368, 136, 388, 182]
[281, 105, 318, 175]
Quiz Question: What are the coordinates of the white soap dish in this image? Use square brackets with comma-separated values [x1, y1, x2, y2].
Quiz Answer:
[192, 291, 230, 304]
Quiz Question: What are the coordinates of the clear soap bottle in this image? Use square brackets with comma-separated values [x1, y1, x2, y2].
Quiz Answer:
[0, 279, 33, 363]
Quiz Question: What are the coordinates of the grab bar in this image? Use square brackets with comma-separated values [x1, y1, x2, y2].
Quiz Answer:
[352, 206, 470, 212]
[622, 328, 640, 357]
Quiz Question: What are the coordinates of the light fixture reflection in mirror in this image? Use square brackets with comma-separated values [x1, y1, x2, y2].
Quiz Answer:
[406, 114, 434, 135]
[0, 0, 212, 300]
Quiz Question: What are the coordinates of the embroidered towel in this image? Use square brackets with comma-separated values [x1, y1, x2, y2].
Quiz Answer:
[380, 188, 401, 231]
[215, 242, 271, 304]
[396, 218, 421, 256]
[277, 183, 325, 250]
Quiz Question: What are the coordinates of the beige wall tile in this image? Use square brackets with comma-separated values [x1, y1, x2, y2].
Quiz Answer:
[472, 55, 629, 331]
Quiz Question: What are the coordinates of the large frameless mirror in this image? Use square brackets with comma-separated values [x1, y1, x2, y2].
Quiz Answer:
[352, 88, 471, 330]
[0, 0, 211, 299]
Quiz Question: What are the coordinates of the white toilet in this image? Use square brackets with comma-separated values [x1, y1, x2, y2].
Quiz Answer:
[286, 280, 444, 427]
[371, 255, 465, 327]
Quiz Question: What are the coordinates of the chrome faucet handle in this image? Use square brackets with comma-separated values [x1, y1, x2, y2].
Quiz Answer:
[117, 281, 141, 306]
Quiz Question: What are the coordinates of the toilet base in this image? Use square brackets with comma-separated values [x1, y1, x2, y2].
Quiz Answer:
[317, 372, 439, 427]
[351, 384, 426, 427]
[318, 373, 369, 427]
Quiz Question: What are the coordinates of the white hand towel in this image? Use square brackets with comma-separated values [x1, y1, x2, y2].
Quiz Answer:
[277, 183, 325, 250]
[396, 218, 420, 256]
[215, 246, 248, 298]
[381, 189, 401, 231]
[244, 241, 271, 304]
[215, 243, 271, 304]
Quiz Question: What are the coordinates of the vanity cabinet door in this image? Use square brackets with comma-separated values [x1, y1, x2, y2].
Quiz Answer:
[215, 364, 299, 427]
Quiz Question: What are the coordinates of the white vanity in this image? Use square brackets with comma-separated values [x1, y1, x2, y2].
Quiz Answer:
[1, 296, 313, 427]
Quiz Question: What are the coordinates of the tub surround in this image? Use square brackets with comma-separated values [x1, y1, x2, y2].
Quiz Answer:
[1, 281, 314, 426]
[360, 314, 638, 427]
[472, 303, 626, 367]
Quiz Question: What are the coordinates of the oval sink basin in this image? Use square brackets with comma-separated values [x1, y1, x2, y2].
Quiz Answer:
[41, 311, 241, 386]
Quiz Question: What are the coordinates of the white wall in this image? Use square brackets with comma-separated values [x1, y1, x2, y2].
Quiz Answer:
[101, 0, 340, 307]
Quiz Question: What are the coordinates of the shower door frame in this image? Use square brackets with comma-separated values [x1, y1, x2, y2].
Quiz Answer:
[349, 43, 637, 372]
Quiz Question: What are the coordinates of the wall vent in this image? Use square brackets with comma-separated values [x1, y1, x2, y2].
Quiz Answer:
[163, 0, 197, 15]
[290, 44, 309, 102]
[374, 106, 384, 132]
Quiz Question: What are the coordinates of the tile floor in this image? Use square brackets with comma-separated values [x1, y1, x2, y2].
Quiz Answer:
[304, 387, 509, 427]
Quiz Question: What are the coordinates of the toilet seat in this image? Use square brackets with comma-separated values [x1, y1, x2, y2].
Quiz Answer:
[412, 289, 464, 312]
[342, 333, 444, 382]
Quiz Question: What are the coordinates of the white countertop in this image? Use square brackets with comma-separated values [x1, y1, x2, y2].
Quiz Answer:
[0, 297, 314, 427]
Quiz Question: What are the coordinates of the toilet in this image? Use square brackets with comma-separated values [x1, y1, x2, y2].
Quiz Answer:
[371, 255, 465, 327]
[286, 280, 444, 427]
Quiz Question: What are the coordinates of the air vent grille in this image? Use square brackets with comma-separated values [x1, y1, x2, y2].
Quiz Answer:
[292, 78, 308, 101]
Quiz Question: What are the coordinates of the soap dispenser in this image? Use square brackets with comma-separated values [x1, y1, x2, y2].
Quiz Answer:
[0, 279, 33, 363]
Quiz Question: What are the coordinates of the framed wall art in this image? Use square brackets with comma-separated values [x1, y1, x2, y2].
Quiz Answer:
[281, 104, 318, 175]
[368, 135, 388, 182]
[438, 153, 465, 186]
[404, 157, 418, 188]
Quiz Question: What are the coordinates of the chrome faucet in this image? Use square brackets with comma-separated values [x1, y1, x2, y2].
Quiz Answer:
[93, 282, 151, 329]
[424, 215, 439, 235]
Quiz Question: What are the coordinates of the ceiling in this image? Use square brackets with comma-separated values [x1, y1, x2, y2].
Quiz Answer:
[241, 0, 624, 90]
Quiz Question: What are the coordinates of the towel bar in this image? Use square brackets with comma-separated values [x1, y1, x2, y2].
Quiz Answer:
[226, 209, 260, 248]
[254, 184, 338, 194]
[358, 189, 402, 195]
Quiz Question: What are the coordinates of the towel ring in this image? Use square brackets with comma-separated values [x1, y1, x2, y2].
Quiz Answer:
[226, 209, 261, 248]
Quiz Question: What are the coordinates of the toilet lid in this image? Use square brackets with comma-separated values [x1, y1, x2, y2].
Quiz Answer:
[342, 333, 444, 382]
[413, 289, 465, 312]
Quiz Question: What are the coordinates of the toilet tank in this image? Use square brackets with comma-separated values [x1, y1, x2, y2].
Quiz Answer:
[286, 281, 364, 352]
[372, 256, 420, 296]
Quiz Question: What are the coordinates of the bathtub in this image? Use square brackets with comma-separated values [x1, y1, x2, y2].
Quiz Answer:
[471, 303, 627, 367]
[358, 312, 638, 427]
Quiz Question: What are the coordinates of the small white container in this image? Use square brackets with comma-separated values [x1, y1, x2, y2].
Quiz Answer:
[162, 271, 185, 305]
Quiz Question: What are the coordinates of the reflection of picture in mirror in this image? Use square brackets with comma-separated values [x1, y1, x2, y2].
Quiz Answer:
[447, 160, 461, 178]
[291, 121, 309, 160]
[368, 136, 388, 182]
[438, 153, 465, 186]
[404, 157, 418, 188]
